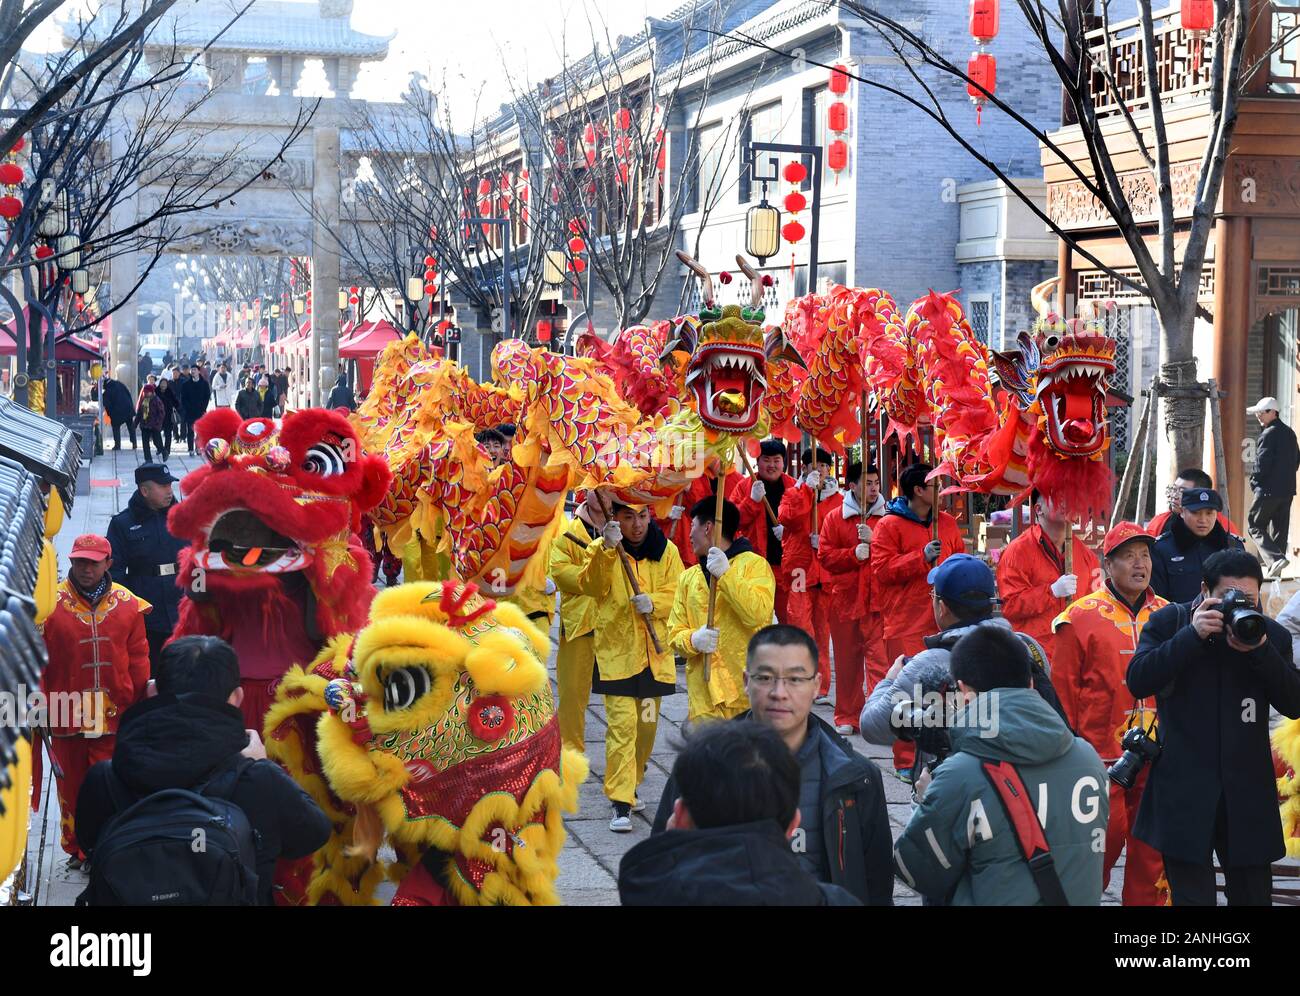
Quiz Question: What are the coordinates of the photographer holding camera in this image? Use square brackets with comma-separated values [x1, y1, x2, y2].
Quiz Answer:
[1128, 549, 1300, 905]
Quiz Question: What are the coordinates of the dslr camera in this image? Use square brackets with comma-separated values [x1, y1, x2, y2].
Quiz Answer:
[1220, 588, 1267, 646]
[1107, 725, 1160, 790]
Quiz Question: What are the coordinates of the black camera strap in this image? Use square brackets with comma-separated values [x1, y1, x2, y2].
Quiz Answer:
[980, 760, 1070, 906]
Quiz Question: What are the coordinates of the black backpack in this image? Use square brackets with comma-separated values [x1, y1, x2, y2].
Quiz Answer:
[77, 758, 260, 906]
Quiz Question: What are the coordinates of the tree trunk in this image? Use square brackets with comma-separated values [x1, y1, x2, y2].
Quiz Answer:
[1158, 300, 1207, 477]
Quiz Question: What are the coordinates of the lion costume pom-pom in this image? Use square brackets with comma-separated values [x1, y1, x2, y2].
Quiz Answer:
[269, 580, 587, 906]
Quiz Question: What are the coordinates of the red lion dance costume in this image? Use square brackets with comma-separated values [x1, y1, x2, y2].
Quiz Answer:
[168, 408, 391, 729]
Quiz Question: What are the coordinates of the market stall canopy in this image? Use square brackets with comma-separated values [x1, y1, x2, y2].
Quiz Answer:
[339, 319, 403, 358]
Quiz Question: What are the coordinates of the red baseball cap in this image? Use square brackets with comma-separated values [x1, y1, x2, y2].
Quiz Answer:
[69, 534, 112, 562]
[1102, 522, 1156, 558]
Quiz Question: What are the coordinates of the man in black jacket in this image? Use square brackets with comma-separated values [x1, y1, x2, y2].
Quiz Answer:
[1128, 549, 1300, 905]
[177, 366, 211, 455]
[1247, 396, 1300, 577]
[623, 719, 859, 905]
[76, 636, 331, 906]
[651, 624, 893, 905]
[106, 463, 190, 672]
[1150, 487, 1245, 604]
[101, 375, 136, 452]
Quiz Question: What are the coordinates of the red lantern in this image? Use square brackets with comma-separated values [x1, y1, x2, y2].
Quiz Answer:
[613, 135, 629, 158]
[9, 137, 24, 154]
[568, 236, 586, 255]
[967, 52, 997, 124]
[617, 162, 629, 185]
[0, 195, 22, 220]
[827, 101, 848, 133]
[0, 162, 23, 185]
[34, 244, 52, 259]
[827, 139, 848, 172]
[477, 178, 491, 197]
[829, 64, 849, 95]
[425, 282, 437, 295]
[349, 285, 359, 295]
[568, 218, 584, 234]
[782, 220, 805, 243]
[970, 0, 1000, 44]
[783, 190, 807, 212]
[423, 254, 436, 266]
[583, 122, 597, 145]
[615, 107, 631, 131]
[570, 258, 587, 274]
[536, 320, 552, 342]
[1180, 0, 1214, 34]
[782, 161, 808, 184]
[349, 295, 359, 305]
[656, 131, 666, 172]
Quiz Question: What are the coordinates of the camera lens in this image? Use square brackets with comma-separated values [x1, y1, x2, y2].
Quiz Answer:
[1107, 753, 1139, 790]
[1231, 610, 1266, 645]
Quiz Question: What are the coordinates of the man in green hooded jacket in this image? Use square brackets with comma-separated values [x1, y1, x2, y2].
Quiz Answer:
[893, 623, 1109, 905]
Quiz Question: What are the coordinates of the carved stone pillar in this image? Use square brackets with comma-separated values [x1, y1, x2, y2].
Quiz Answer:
[311, 126, 341, 406]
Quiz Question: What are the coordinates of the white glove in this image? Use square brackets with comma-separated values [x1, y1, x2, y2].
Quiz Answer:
[857, 523, 873, 543]
[691, 626, 719, 654]
[923, 539, 942, 564]
[705, 546, 729, 579]
[1050, 574, 1078, 599]
[804, 470, 821, 490]
[750, 479, 766, 502]
[809, 534, 820, 551]
[631, 593, 653, 615]
[855, 543, 871, 561]
[544, 577, 557, 595]
[772, 524, 785, 541]
[602, 520, 623, 547]
[668, 504, 684, 521]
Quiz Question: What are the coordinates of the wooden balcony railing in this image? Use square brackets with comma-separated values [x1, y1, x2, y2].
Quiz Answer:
[1086, 5, 1216, 117]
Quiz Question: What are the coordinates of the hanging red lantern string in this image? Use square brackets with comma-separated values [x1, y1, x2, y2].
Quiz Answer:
[826, 66, 850, 184]
[968, 0, 1000, 127]
[0, 138, 24, 223]
[781, 160, 808, 285]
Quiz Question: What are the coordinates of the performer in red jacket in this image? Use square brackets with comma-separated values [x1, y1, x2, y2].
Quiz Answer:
[819, 462, 888, 732]
[1051, 522, 1168, 905]
[39, 534, 151, 865]
[777, 448, 841, 699]
[996, 489, 1101, 662]
[729, 438, 795, 622]
[869, 463, 965, 773]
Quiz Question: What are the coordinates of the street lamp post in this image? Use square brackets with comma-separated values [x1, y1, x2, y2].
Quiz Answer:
[745, 141, 823, 290]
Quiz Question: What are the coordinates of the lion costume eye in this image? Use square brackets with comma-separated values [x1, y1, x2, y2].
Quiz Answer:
[1042, 333, 1061, 354]
[382, 666, 432, 711]
[303, 442, 346, 477]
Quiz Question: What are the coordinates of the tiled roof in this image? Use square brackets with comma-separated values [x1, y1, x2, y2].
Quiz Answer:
[67, 1, 393, 59]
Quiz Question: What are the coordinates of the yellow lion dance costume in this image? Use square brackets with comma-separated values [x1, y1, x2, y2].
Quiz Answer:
[265, 580, 587, 906]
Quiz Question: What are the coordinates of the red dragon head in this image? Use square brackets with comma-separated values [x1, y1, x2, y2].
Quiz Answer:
[991, 314, 1117, 460]
[169, 408, 392, 635]
[666, 252, 801, 436]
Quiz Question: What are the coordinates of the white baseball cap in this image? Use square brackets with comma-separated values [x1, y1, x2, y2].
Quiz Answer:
[1247, 396, 1280, 414]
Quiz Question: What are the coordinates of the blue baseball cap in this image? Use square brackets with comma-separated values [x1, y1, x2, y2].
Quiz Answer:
[928, 553, 997, 607]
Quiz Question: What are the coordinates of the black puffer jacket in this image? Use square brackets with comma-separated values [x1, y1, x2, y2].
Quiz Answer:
[76, 693, 331, 905]
[652, 714, 893, 905]
[619, 820, 861, 906]
[102, 378, 134, 423]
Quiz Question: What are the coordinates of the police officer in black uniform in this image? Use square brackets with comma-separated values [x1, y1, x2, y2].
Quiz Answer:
[106, 463, 190, 672]
[1150, 487, 1245, 604]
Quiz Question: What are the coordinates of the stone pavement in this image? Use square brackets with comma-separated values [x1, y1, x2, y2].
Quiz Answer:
[16, 441, 1300, 906]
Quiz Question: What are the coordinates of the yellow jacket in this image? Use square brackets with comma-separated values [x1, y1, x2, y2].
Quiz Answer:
[550, 515, 600, 641]
[668, 549, 775, 712]
[574, 526, 683, 684]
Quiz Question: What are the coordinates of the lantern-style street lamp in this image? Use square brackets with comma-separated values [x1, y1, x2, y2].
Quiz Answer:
[745, 186, 781, 265]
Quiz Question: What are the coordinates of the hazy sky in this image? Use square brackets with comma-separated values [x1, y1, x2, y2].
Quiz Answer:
[28, 0, 691, 124]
